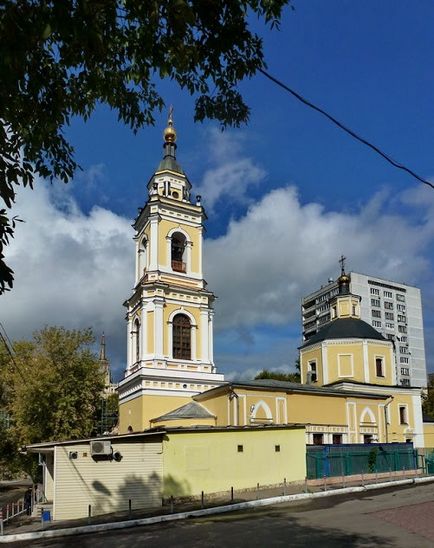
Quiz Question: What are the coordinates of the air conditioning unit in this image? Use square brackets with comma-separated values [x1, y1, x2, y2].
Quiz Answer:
[90, 440, 112, 457]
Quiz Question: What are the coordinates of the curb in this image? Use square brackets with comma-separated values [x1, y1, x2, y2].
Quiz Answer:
[2, 476, 434, 543]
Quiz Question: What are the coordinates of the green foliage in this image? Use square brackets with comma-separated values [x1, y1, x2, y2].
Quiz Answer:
[422, 373, 434, 419]
[0, 327, 104, 479]
[95, 392, 119, 435]
[255, 368, 300, 383]
[0, 0, 291, 293]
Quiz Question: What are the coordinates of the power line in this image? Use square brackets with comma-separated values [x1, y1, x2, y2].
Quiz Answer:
[0, 322, 25, 382]
[258, 68, 434, 191]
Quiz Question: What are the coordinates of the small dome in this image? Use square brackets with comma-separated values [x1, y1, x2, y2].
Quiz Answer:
[164, 125, 176, 143]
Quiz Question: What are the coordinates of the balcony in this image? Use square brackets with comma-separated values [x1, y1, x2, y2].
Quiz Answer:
[171, 260, 186, 273]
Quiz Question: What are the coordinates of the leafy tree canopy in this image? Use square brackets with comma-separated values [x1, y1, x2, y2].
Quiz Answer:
[422, 373, 434, 420]
[0, 326, 104, 478]
[255, 367, 300, 383]
[0, 0, 292, 293]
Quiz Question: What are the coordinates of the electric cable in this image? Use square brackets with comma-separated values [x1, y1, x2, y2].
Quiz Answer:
[258, 68, 434, 190]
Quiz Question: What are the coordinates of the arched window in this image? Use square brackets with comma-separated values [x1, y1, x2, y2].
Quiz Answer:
[171, 232, 186, 272]
[173, 314, 191, 359]
[134, 319, 140, 362]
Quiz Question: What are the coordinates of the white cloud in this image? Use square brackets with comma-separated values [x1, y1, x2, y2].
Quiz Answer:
[1, 177, 133, 376]
[194, 129, 266, 211]
[205, 185, 434, 331]
[2, 162, 434, 382]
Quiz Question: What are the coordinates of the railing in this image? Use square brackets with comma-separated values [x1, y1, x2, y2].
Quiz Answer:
[306, 443, 418, 480]
[0, 486, 43, 535]
[171, 260, 186, 273]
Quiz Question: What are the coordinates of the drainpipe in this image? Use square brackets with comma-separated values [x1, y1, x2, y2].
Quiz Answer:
[384, 396, 394, 443]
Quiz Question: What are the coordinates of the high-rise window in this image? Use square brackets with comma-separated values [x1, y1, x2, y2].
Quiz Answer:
[371, 299, 381, 307]
[173, 314, 191, 359]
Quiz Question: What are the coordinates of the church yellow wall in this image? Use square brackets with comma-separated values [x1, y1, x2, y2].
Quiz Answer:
[300, 346, 323, 384]
[119, 396, 145, 433]
[301, 341, 394, 386]
[162, 428, 306, 497]
[325, 343, 362, 383]
[195, 393, 231, 425]
[367, 344, 393, 385]
[289, 393, 347, 425]
[423, 423, 434, 448]
[119, 394, 192, 433]
[387, 394, 415, 443]
[158, 219, 201, 273]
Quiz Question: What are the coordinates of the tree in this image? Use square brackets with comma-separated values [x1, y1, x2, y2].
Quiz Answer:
[0, 327, 104, 450]
[0, 0, 292, 293]
[255, 367, 300, 383]
[423, 373, 434, 420]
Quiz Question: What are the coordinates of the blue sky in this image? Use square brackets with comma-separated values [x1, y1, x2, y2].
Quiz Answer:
[3, 1, 434, 380]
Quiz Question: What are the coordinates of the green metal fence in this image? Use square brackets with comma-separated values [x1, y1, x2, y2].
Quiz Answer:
[306, 443, 417, 479]
[424, 448, 434, 474]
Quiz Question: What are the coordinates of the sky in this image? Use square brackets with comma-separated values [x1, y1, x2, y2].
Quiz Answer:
[2, 1, 434, 381]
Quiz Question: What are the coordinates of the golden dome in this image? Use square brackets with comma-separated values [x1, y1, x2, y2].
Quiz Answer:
[164, 124, 176, 143]
[163, 105, 177, 143]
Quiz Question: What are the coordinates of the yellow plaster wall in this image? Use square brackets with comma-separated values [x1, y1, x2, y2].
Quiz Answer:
[119, 394, 192, 433]
[326, 343, 363, 384]
[119, 396, 144, 434]
[387, 394, 416, 443]
[158, 219, 201, 273]
[195, 394, 229, 425]
[300, 346, 323, 384]
[288, 393, 347, 425]
[423, 423, 434, 448]
[162, 428, 306, 497]
[367, 344, 393, 385]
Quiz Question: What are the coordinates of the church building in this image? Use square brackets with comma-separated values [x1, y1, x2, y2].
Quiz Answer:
[118, 115, 427, 449]
[118, 112, 225, 432]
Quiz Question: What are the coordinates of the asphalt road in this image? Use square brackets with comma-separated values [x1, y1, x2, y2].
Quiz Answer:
[20, 482, 434, 547]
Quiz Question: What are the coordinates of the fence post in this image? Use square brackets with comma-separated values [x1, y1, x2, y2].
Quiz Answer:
[170, 496, 174, 514]
[256, 483, 259, 500]
[323, 475, 327, 491]
[304, 477, 308, 493]
[230, 486, 234, 503]
[283, 478, 287, 496]
[128, 499, 132, 518]
[201, 491, 204, 509]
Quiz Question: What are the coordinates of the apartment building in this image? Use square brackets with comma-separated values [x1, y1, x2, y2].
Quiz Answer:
[302, 272, 427, 388]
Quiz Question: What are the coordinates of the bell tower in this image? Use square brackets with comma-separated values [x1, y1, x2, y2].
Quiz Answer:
[118, 111, 225, 432]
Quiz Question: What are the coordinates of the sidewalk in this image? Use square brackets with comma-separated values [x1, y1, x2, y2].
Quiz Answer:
[3, 472, 433, 541]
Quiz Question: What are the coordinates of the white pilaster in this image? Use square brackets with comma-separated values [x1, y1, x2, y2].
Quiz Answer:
[185, 241, 192, 274]
[140, 304, 147, 360]
[154, 299, 164, 358]
[208, 311, 214, 365]
[321, 343, 328, 385]
[412, 390, 425, 448]
[198, 226, 203, 278]
[149, 217, 158, 270]
[363, 340, 369, 383]
[126, 318, 132, 370]
[200, 309, 209, 362]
